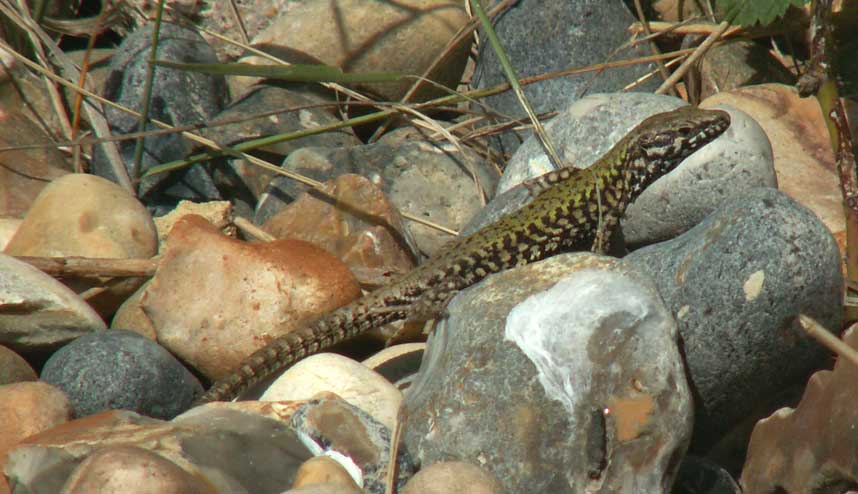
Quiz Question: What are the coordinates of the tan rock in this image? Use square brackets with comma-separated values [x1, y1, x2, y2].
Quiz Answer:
[0, 382, 72, 461]
[0, 253, 106, 350]
[0, 111, 70, 218]
[0, 217, 21, 250]
[142, 215, 361, 380]
[740, 324, 858, 492]
[402, 461, 504, 494]
[263, 174, 414, 275]
[238, 0, 470, 102]
[3, 173, 158, 317]
[4, 173, 157, 258]
[110, 281, 157, 340]
[293, 456, 361, 491]
[285, 483, 364, 494]
[60, 445, 213, 494]
[702, 84, 843, 243]
[152, 200, 235, 254]
[261, 353, 403, 430]
[0, 345, 36, 385]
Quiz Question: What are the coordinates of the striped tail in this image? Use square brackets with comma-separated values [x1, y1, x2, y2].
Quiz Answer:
[193, 303, 404, 404]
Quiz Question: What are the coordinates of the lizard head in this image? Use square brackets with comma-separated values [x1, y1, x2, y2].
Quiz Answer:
[628, 106, 731, 195]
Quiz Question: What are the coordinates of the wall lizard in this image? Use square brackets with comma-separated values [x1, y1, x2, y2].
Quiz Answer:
[195, 106, 730, 404]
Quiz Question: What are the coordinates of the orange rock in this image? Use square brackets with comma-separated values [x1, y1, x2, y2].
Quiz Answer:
[0, 382, 71, 465]
[142, 215, 361, 380]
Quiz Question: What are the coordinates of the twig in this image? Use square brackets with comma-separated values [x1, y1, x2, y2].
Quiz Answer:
[655, 20, 730, 95]
[16, 256, 159, 277]
[799, 315, 858, 368]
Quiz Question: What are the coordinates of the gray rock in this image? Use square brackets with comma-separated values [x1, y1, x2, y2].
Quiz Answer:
[0, 253, 106, 351]
[495, 93, 775, 247]
[205, 84, 361, 210]
[94, 22, 228, 214]
[673, 456, 741, 494]
[473, 0, 661, 155]
[290, 398, 416, 494]
[622, 187, 842, 451]
[404, 254, 692, 493]
[41, 330, 203, 419]
[257, 127, 499, 256]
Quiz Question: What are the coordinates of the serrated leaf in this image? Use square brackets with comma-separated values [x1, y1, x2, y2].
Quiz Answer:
[720, 0, 809, 27]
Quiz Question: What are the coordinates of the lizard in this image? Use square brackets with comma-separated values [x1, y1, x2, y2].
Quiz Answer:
[195, 105, 731, 404]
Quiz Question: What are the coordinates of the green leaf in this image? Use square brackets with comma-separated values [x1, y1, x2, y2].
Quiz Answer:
[720, 0, 809, 27]
[150, 60, 406, 84]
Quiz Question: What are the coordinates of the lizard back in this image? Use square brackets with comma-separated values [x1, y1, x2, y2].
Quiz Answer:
[195, 106, 730, 404]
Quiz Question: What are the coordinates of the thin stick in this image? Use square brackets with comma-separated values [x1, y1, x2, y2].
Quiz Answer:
[798, 314, 858, 368]
[655, 20, 730, 95]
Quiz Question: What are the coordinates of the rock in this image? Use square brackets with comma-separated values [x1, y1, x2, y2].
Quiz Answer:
[41, 330, 202, 419]
[492, 93, 775, 246]
[472, 0, 660, 155]
[152, 200, 235, 254]
[0, 110, 70, 218]
[0, 382, 71, 462]
[401, 461, 505, 494]
[263, 174, 415, 275]
[703, 84, 844, 242]
[259, 127, 498, 256]
[3, 173, 158, 318]
[0, 218, 20, 250]
[361, 343, 425, 391]
[623, 187, 842, 451]
[0, 345, 36, 384]
[291, 398, 416, 494]
[739, 324, 858, 493]
[5, 408, 312, 493]
[0, 253, 106, 351]
[93, 22, 228, 214]
[60, 445, 212, 494]
[238, 0, 470, 102]
[206, 85, 361, 201]
[260, 353, 403, 430]
[142, 215, 361, 380]
[284, 483, 365, 494]
[292, 456, 362, 492]
[110, 282, 157, 340]
[674, 456, 740, 494]
[4, 174, 157, 258]
[404, 254, 692, 493]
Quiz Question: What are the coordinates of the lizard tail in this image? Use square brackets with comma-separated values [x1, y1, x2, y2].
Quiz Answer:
[192, 305, 401, 405]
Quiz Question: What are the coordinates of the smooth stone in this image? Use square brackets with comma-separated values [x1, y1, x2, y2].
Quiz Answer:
[263, 174, 415, 275]
[4, 173, 157, 258]
[623, 187, 842, 451]
[110, 281, 157, 340]
[740, 324, 858, 493]
[93, 22, 227, 213]
[492, 93, 776, 246]
[239, 0, 470, 102]
[261, 353, 403, 431]
[0, 110, 70, 218]
[404, 254, 692, 493]
[0, 382, 71, 462]
[472, 0, 660, 155]
[60, 445, 212, 494]
[142, 215, 360, 380]
[704, 83, 845, 239]
[292, 456, 362, 491]
[0, 344, 36, 384]
[3, 173, 158, 317]
[283, 483, 364, 494]
[41, 330, 202, 419]
[0, 217, 20, 250]
[258, 127, 498, 256]
[0, 253, 106, 351]
[5, 408, 311, 494]
[291, 398, 416, 494]
[401, 461, 505, 494]
[205, 85, 361, 200]
[361, 343, 425, 391]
